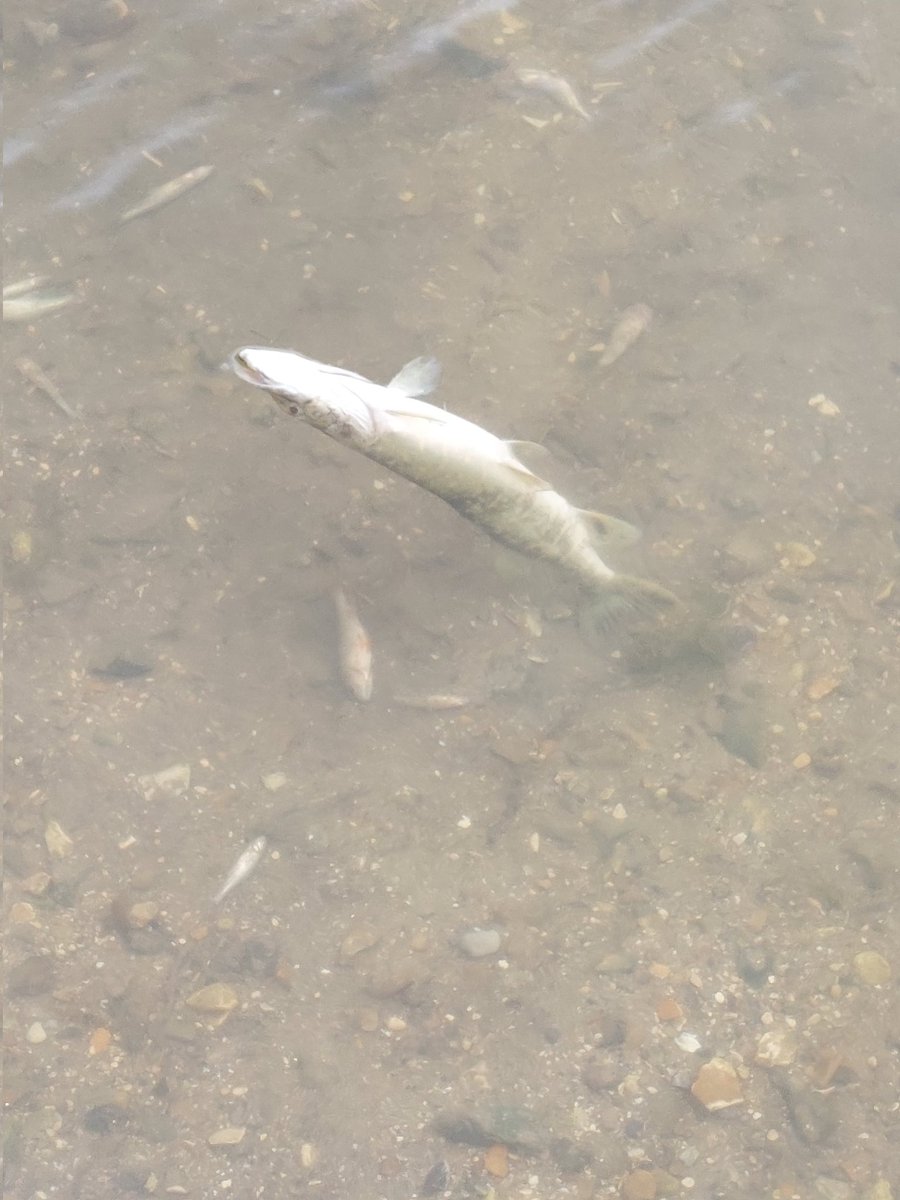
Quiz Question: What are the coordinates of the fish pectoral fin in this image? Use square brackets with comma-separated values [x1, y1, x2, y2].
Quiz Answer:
[387, 356, 442, 398]
[577, 509, 642, 549]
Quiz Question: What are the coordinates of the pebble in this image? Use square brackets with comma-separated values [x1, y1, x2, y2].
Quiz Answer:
[621, 1169, 657, 1200]
[208, 1126, 246, 1147]
[339, 925, 381, 961]
[44, 819, 74, 859]
[484, 1144, 509, 1178]
[756, 1028, 797, 1067]
[26, 1022, 47, 1044]
[138, 763, 191, 799]
[22, 871, 53, 897]
[655, 997, 684, 1023]
[853, 950, 891, 985]
[185, 983, 239, 1015]
[690, 1057, 744, 1111]
[806, 675, 840, 701]
[10, 901, 37, 924]
[793, 751, 812, 770]
[261, 771, 287, 792]
[459, 928, 502, 958]
[781, 541, 817, 568]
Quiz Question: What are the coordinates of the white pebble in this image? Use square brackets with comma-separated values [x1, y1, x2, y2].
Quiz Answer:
[459, 928, 502, 958]
[26, 1022, 47, 1044]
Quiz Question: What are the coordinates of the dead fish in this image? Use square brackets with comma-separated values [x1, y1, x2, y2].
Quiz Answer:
[119, 164, 215, 223]
[16, 357, 77, 418]
[230, 347, 679, 625]
[514, 67, 592, 121]
[334, 589, 373, 701]
[4, 278, 76, 323]
[598, 303, 653, 366]
[213, 835, 267, 905]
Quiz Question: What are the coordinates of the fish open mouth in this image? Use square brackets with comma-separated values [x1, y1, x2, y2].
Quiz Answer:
[230, 350, 270, 386]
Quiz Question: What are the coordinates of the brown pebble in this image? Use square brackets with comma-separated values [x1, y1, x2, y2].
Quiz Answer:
[806, 675, 840, 701]
[655, 997, 684, 1023]
[792, 751, 812, 770]
[89, 1028, 112, 1056]
[484, 1144, 509, 1178]
[21, 871, 53, 897]
[691, 1057, 744, 1111]
[621, 1168, 657, 1199]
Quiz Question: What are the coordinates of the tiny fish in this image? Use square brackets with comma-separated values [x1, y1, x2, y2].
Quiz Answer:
[16, 357, 77, 418]
[213, 835, 267, 905]
[514, 67, 592, 121]
[598, 303, 653, 366]
[334, 589, 373, 701]
[230, 347, 679, 625]
[4, 278, 76, 323]
[120, 164, 215, 223]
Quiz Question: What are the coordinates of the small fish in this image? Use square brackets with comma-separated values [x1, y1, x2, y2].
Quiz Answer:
[514, 67, 592, 121]
[4, 278, 76, 323]
[213, 835, 267, 904]
[16, 357, 77, 418]
[119, 164, 215, 223]
[230, 347, 679, 626]
[598, 303, 653, 366]
[334, 589, 373, 701]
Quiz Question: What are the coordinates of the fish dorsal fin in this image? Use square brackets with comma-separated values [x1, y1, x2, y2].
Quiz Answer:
[577, 509, 641, 549]
[505, 438, 553, 474]
[387, 356, 442, 398]
[500, 458, 553, 490]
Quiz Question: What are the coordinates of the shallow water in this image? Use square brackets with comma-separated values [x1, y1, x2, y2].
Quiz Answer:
[5, 2, 899, 1197]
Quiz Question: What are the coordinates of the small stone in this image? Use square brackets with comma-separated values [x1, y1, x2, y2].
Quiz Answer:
[339, 925, 381, 961]
[459, 928, 501, 958]
[10, 901, 37, 924]
[864, 1182, 894, 1200]
[208, 1126, 246, 1146]
[357, 1007, 379, 1032]
[781, 541, 817, 568]
[582, 1060, 619, 1092]
[261, 771, 287, 792]
[9, 955, 55, 996]
[853, 951, 891, 985]
[793, 752, 812, 769]
[806, 675, 840, 701]
[808, 393, 840, 417]
[691, 1057, 744, 1110]
[138, 764, 191, 799]
[622, 1169, 658, 1199]
[21, 871, 53, 897]
[655, 997, 684, 1023]
[421, 1160, 451, 1196]
[385, 1015, 407, 1033]
[756, 1028, 797, 1066]
[299, 1142, 318, 1169]
[89, 1028, 112, 1055]
[675, 1031, 702, 1053]
[44, 819, 74, 859]
[484, 1144, 509, 1178]
[185, 982, 239, 1015]
[128, 901, 160, 928]
[26, 1022, 47, 1044]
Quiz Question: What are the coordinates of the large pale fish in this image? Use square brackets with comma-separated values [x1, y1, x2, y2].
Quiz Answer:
[229, 346, 679, 623]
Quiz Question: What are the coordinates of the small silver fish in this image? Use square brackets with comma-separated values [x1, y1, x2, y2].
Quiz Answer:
[120, 164, 215, 223]
[230, 347, 679, 624]
[334, 589, 373, 701]
[4, 277, 76, 323]
[213, 835, 267, 904]
[514, 67, 592, 121]
[598, 303, 653, 366]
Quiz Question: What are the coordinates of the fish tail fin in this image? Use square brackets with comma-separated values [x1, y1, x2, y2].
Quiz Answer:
[580, 574, 681, 637]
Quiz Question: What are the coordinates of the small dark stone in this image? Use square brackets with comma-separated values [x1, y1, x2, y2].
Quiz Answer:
[420, 1159, 451, 1195]
[83, 1103, 130, 1134]
[550, 1137, 593, 1173]
[736, 945, 773, 987]
[8, 955, 55, 996]
[90, 657, 153, 679]
[582, 1059, 620, 1093]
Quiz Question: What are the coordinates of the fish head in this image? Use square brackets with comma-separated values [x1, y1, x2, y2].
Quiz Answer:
[229, 346, 379, 441]
[230, 347, 315, 416]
